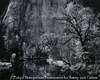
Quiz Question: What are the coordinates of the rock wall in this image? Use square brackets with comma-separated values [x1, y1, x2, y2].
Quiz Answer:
[3, 0, 100, 46]
[3, 0, 69, 44]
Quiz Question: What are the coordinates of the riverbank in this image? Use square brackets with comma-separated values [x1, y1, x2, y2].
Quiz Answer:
[0, 62, 12, 80]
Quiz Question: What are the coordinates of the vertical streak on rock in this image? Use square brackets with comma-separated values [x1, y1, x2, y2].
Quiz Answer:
[26, 0, 43, 47]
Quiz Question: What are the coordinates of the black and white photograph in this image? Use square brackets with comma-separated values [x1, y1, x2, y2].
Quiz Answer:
[0, 0, 100, 80]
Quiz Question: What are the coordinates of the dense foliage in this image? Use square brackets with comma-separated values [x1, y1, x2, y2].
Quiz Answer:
[2, 1, 100, 77]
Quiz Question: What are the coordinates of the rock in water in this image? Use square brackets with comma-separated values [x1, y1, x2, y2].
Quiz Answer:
[0, 62, 12, 70]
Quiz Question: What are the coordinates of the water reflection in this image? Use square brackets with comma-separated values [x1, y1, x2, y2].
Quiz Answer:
[0, 59, 97, 80]
[11, 59, 71, 78]
[11, 60, 52, 77]
[11, 59, 84, 78]
[11, 60, 23, 77]
[23, 60, 47, 77]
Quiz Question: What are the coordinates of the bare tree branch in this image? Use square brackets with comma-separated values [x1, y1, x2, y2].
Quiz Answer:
[59, 36, 79, 45]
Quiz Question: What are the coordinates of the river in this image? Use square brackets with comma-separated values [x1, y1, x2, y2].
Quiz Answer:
[0, 59, 68, 80]
[0, 59, 88, 80]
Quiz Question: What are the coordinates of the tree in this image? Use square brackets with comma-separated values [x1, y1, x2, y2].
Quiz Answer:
[56, 2, 96, 52]
[3, 0, 43, 59]
[3, 1, 29, 59]
[39, 33, 60, 60]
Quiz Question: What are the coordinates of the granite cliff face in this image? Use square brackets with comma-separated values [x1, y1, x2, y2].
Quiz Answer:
[3, 0, 100, 30]
[2, 0, 100, 19]
[4, 0, 70, 38]
[3, 0, 100, 47]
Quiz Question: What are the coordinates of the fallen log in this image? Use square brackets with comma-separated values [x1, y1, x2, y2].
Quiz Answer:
[19, 57, 47, 61]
